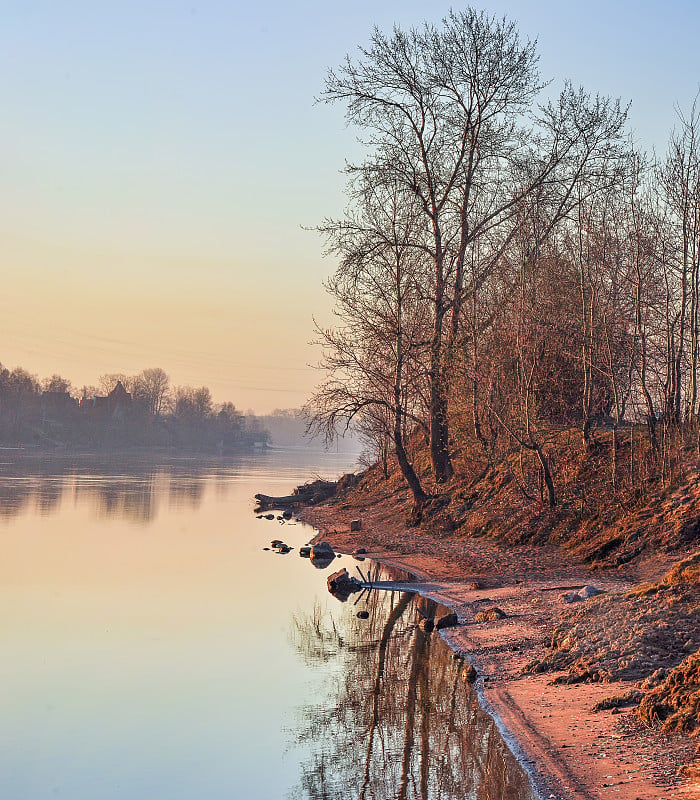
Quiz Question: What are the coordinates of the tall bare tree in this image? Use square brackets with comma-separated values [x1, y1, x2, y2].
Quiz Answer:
[657, 99, 700, 425]
[308, 172, 431, 507]
[322, 9, 629, 486]
[321, 9, 546, 484]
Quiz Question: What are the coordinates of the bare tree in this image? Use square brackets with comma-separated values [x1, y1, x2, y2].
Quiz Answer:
[308, 172, 431, 507]
[657, 98, 700, 426]
[132, 367, 170, 416]
[321, 9, 546, 484]
[322, 9, 629, 486]
[627, 153, 660, 449]
[173, 385, 213, 421]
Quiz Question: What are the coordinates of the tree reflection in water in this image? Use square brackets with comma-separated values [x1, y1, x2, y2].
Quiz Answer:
[289, 573, 535, 800]
[0, 459, 215, 523]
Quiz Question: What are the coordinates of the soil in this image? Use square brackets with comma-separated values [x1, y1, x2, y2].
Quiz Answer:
[298, 464, 700, 800]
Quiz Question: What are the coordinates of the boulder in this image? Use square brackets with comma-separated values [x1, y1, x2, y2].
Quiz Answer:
[311, 541, 335, 560]
[436, 612, 459, 630]
[350, 519, 362, 532]
[579, 585, 604, 600]
[326, 568, 362, 601]
[562, 591, 582, 604]
[310, 541, 336, 569]
[461, 664, 478, 684]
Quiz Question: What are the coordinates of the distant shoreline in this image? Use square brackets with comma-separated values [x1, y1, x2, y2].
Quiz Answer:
[0, 443, 360, 467]
[0, 444, 266, 463]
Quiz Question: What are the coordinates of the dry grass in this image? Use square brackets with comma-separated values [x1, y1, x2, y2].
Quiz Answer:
[638, 651, 700, 737]
[322, 426, 700, 752]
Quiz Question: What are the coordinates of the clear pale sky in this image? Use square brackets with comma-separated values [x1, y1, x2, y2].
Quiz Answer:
[1, 1, 698, 413]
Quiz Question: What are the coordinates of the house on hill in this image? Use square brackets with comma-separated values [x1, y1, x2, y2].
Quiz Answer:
[80, 381, 133, 420]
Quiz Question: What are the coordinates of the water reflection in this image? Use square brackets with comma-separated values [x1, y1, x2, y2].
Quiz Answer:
[35, 479, 63, 515]
[0, 476, 40, 518]
[0, 458, 235, 523]
[78, 474, 158, 522]
[290, 572, 535, 800]
[0, 450, 359, 524]
[168, 476, 206, 510]
[0, 454, 536, 800]
[1, 451, 370, 800]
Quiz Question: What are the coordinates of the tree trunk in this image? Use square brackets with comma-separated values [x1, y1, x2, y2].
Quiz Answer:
[533, 443, 556, 508]
[472, 374, 491, 462]
[429, 270, 454, 484]
[395, 308, 428, 505]
[635, 277, 658, 449]
[395, 415, 428, 507]
[429, 379, 453, 484]
[675, 230, 689, 424]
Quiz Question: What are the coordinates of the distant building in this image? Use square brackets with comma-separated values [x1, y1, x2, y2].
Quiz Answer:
[80, 381, 133, 420]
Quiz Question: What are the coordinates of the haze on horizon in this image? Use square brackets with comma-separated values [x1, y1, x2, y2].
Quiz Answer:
[2, 0, 699, 414]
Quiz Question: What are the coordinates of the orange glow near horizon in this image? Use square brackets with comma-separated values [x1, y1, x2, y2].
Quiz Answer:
[2, 236, 329, 412]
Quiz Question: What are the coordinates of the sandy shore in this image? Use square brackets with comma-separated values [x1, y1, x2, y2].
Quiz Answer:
[300, 500, 700, 800]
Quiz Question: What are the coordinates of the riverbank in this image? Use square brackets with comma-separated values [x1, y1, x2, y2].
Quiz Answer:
[299, 471, 700, 800]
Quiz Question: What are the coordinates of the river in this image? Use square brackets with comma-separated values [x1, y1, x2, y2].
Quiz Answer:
[0, 449, 536, 799]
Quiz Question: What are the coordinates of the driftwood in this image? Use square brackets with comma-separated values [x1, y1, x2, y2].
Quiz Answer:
[254, 478, 337, 511]
[254, 492, 300, 510]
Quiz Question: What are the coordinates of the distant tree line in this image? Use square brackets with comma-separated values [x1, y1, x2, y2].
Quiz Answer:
[307, 8, 700, 508]
[261, 407, 360, 451]
[0, 365, 269, 453]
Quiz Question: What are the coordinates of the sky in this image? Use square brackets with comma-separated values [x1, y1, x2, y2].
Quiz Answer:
[1, 1, 699, 413]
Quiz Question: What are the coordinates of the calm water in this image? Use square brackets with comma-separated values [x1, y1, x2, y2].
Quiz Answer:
[0, 450, 536, 799]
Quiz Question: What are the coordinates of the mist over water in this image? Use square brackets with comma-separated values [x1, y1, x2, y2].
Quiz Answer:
[0, 451, 534, 799]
